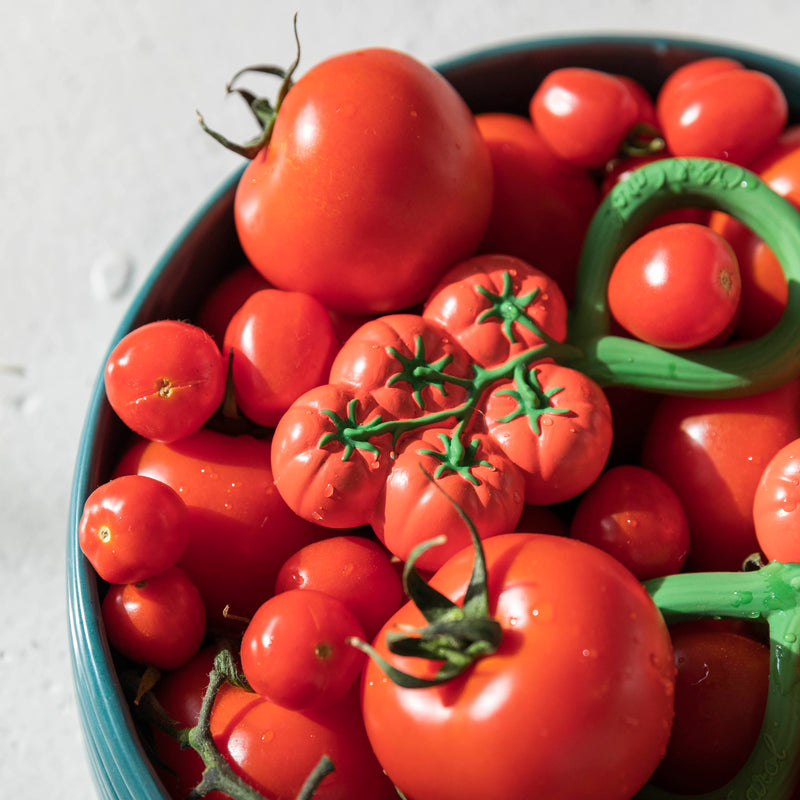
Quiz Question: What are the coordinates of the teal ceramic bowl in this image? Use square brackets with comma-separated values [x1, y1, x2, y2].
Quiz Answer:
[67, 35, 800, 800]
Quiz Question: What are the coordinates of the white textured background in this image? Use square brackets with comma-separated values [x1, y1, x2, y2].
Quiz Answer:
[3, 1, 800, 796]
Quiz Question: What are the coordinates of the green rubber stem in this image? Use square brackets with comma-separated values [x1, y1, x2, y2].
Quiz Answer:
[638, 562, 800, 800]
[567, 157, 800, 397]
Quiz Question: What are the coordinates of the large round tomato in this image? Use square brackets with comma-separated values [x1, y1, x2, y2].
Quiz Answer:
[234, 48, 493, 314]
[360, 533, 675, 800]
[642, 377, 800, 571]
[114, 429, 326, 628]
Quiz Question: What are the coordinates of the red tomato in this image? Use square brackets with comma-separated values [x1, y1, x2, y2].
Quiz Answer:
[371, 427, 525, 571]
[608, 222, 741, 350]
[79, 474, 189, 584]
[656, 57, 788, 166]
[529, 67, 640, 168]
[223, 288, 339, 427]
[422, 253, 569, 369]
[328, 313, 472, 422]
[614, 73, 658, 129]
[271, 384, 396, 529]
[483, 361, 613, 505]
[241, 589, 366, 710]
[570, 464, 690, 580]
[472, 112, 600, 301]
[651, 621, 770, 794]
[195, 264, 271, 345]
[115, 429, 326, 628]
[642, 378, 800, 571]
[753, 437, 800, 562]
[104, 320, 227, 443]
[234, 48, 493, 314]
[152, 648, 398, 800]
[101, 566, 205, 670]
[274, 535, 403, 641]
[361, 533, 675, 800]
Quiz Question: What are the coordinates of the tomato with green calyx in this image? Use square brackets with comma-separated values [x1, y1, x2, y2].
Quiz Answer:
[205, 42, 492, 314]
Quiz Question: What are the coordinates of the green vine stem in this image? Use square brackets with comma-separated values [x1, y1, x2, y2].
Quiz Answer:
[638, 562, 800, 800]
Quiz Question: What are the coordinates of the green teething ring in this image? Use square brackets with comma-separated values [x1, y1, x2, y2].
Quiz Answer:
[566, 157, 800, 397]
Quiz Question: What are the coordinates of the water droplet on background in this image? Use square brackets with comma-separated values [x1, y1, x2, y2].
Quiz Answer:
[90, 251, 134, 301]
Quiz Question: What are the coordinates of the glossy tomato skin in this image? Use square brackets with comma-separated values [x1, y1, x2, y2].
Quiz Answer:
[570, 464, 690, 580]
[656, 57, 788, 166]
[651, 621, 770, 794]
[153, 649, 398, 800]
[104, 320, 227, 443]
[472, 113, 599, 301]
[753, 437, 800, 562]
[101, 566, 206, 670]
[235, 48, 493, 314]
[271, 384, 395, 529]
[483, 362, 613, 505]
[274, 535, 403, 641]
[328, 314, 472, 421]
[115, 429, 326, 628]
[223, 288, 339, 427]
[422, 253, 569, 369]
[361, 533, 675, 800]
[530, 67, 640, 169]
[371, 427, 525, 572]
[78, 474, 189, 584]
[607, 222, 741, 350]
[642, 378, 800, 572]
[240, 589, 366, 710]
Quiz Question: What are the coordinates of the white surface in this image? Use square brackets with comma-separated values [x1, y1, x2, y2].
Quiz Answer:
[3, 0, 800, 796]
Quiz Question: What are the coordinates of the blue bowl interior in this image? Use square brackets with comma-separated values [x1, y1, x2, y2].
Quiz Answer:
[67, 35, 800, 800]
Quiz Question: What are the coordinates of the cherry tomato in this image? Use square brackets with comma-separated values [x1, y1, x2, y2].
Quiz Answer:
[529, 67, 640, 169]
[651, 621, 770, 794]
[152, 648, 398, 800]
[115, 429, 326, 628]
[271, 384, 395, 529]
[371, 426, 525, 572]
[235, 48, 493, 314]
[422, 254, 569, 369]
[274, 535, 403, 641]
[241, 589, 366, 710]
[607, 222, 742, 350]
[483, 361, 613, 505]
[656, 57, 788, 166]
[361, 533, 675, 800]
[328, 313, 472, 421]
[570, 464, 690, 580]
[101, 565, 205, 670]
[472, 112, 600, 301]
[79, 474, 189, 584]
[642, 377, 800, 571]
[223, 288, 339, 427]
[104, 319, 227, 443]
[753, 437, 800, 562]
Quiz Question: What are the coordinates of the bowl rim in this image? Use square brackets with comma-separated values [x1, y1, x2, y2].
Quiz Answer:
[66, 32, 800, 800]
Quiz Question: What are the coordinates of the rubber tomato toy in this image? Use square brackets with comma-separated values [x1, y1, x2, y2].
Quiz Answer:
[202, 40, 492, 314]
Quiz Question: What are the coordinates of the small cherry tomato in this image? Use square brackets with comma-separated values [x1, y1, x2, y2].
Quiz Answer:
[241, 589, 366, 710]
[656, 57, 788, 166]
[483, 361, 613, 505]
[570, 465, 690, 580]
[275, 535, 403, 641]
[79, 474, 189, 584]
[607, 222, 741, 350]
[422, 254, 568, 369]
[753, 437, 800, 562]
[472, 112, 600, 301]
[529, 67, 639, 168]
[101, 566, 206, 670]
[651, 621, 770, 795]
[104, 319, 227, 443]
[224, 288, 339, 427]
